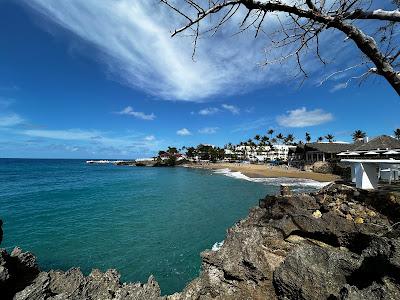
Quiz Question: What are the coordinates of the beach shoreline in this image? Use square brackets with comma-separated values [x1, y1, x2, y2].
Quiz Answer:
[181, 162, 340, 182]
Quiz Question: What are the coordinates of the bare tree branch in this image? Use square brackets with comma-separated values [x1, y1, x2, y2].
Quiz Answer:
[344, 9, 400, 22]
[161, 0, 400, 95]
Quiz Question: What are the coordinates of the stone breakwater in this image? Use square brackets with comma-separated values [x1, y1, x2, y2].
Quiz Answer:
[1, 183, 400, 299]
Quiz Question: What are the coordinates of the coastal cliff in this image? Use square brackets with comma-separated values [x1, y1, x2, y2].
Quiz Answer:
[1, 184, 400, 299]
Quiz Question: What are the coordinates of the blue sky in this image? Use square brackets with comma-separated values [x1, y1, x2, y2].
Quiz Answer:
[0, 0, 399, 159]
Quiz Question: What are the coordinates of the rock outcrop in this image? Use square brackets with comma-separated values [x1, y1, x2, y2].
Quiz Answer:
[1, 183, 400, 299]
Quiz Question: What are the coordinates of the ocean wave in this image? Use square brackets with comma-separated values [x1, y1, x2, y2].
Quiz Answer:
[212, 241, 224, 251]
[213, 168, 330, 189]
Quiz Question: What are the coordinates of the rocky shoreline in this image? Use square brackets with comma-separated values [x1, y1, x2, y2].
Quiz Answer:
[1, 183, 400, 299]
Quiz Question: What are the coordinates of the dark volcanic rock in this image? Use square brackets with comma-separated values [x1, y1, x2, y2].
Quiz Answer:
[14, 268, 163, 300]
[273, 244, 360, 299]
[0, 247, 40, 299]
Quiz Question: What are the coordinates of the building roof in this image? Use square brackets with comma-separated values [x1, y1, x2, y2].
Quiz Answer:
[354, 135, 400, 151]
[305, 142, 355, 154]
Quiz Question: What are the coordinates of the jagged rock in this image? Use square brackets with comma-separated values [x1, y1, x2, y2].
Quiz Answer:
[280, 185, 292, 197]
[273, 244, 360, 299]
[0, 247, 39, 299]
[14, 268, 163, 300]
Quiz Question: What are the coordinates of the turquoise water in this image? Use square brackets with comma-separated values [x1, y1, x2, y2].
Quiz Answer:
[0, 159, 313, 294]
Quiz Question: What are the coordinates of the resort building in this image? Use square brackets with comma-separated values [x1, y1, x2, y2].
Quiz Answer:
[224, 144, 295, 162]
[304, 142, 355, 162]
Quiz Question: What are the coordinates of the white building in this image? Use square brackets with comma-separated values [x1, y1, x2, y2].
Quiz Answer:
[225, 144, 295, 162]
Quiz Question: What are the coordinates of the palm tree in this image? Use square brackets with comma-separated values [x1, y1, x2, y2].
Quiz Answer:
[267, 129, 274, 137]
[271, 138, 277, 144]
[352, 130, 367, 141]
[317, 136, 324, 142]
[394, 128, 400, 140]
[285, 134, 295, 145]
[261, 135, 269, 143]
[276, 133, 284, 144]
[305, 132, 311, 143]
[325, 134, 334, 142]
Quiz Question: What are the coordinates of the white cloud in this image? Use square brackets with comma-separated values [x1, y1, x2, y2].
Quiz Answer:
[21, 128, 159, 149]
[276, 107, 333, 128]
[22, 0, 303, 101]
[117, 106, 155, 120]
[330, 82, 348, 93]
[0, 114, 25, 127]
[198, 107, 220, 116]
[232, 117, 272, 132]
[198, 127, 218, 134]
[23, 129, 103, 141]
[144, 135, 155, 141]
[176, 128, 191, 136]
[222, 104, 240, 115]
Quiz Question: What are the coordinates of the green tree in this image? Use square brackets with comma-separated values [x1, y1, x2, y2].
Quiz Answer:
[325, 134, 334, 142]
[185, 147, 196, 158]
[352, 130, 367, 141]
[167, 155, 177, 166]
[285, 134, 295, 145]
[167, 146, 178, 154]
[276, 133, 284, 144]
[305, 132, 311, 143]
[394, 128, 400, 140]
[261, 135, 269, 143]
[317, 136, 324, 142]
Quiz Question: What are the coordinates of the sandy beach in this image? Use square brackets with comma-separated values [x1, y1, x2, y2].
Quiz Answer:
[183, 162, 340, 182]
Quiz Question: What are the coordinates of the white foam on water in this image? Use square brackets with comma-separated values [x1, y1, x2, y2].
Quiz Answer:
[213, 168, 331, 189]
[211, 241, 224, 251]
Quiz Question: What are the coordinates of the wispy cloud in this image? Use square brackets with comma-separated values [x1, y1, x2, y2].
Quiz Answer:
[222, 104, 239, 115]
[330, 82, 348, 93]
[232, 117, 272, 133]
[23, 129, 100, 141]
[276, 107, 333, 128]
[198, 127, 218, 134]
[198, 104, 240, 116]
[198, 107, 220, 116]
[20, 128, 160, 150]
[0, 113, 25, 127]
[144, 135, 155, 141]
[176, 128, 191, 136]
[22, 0, 308, 101]
[117, 106, 155, 120]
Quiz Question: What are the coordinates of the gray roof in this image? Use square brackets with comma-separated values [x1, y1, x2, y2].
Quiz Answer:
[354, 135, 400, 151]
[305, 142, 355, 154]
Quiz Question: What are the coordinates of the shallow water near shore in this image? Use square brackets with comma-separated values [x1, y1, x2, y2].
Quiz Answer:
[0, 159, 322, 294]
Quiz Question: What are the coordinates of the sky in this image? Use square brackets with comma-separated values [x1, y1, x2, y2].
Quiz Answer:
[0, 0, 399, 159]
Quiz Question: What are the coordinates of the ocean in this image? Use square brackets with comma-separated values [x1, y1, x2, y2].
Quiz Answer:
[0, 159, 326, 295]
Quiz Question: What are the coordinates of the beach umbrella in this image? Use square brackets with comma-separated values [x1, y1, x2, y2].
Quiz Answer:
[347, 152, 360, 156]
[337, 152, 350, 156]
[383, 150, 400, 155]
[365, 151, 379, 155]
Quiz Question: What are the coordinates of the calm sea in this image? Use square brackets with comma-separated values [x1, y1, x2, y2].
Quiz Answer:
[0, 159, 322, 294]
